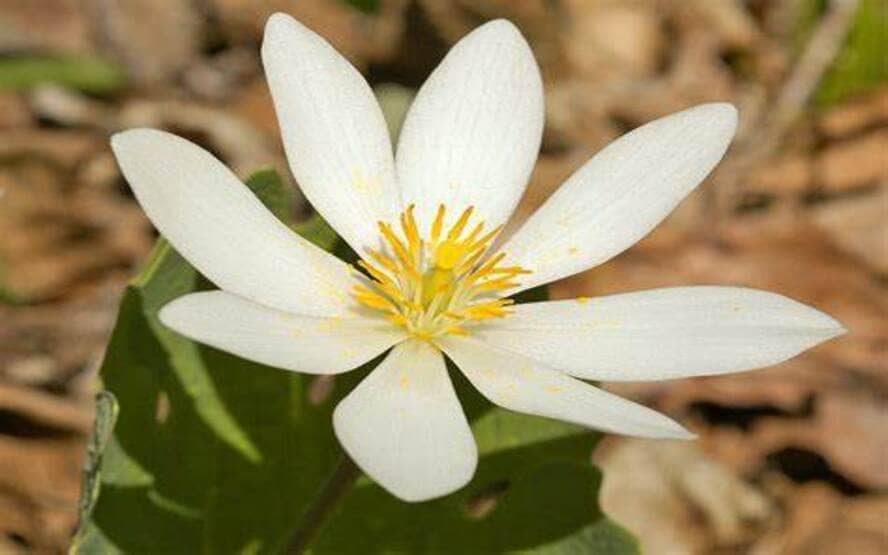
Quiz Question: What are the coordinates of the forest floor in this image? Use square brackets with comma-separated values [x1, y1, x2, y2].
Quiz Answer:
[0, 1, 885, 552]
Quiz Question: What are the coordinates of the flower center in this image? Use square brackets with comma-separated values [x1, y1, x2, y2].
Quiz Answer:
[351, 204, 529, 340]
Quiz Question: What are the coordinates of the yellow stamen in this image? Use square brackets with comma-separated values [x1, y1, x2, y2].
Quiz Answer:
[430, 204, 446, 244]
[352, 204, 530, 340]
[466, 224, 503, 254]
[352, 285, 398, 312]
[446, 206, 474, 241]
[400, 204, 422, 259]
[369, 251, 399, 274]
[378, 222, 412, 269]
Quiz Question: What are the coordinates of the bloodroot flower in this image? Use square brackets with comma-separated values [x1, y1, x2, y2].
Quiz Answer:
[111, 14, 845, 502]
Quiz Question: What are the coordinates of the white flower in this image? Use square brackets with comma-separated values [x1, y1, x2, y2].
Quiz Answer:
[110, 13, 845, 502]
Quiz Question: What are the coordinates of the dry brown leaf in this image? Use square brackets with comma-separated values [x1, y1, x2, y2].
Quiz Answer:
[91, 0, 204, 86]
[210, 0, 409, 67]
[0, 93, 32, 129]
[0, 435, 85, 553]
[0, 0, 93, 52]
[596, 438, 774, 553]
[0, 157, 151, 301]
[748, 153, 813, 194]
[815, 129, 888, 192]
[561, 1, 664, 79]
[0, 129, 99, 169]
[752, 484, 888, 554]
[811, 184, 888, 272]
[818, 86, 888, 139]
[117, 98, 285, 180]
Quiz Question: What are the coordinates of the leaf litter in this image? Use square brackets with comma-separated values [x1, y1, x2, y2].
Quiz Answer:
[0, 0, 885, 552]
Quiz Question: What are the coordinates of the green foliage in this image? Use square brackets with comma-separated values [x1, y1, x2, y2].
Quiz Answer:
[243, 167, 297, 224]
[816, 0, 888, 106]
[0, 55, 126, 94]
[312, 399, 637, 554]
[343, 0, 380, 14]
[73, 169, 636, 553]
[794, 0, 888, 107]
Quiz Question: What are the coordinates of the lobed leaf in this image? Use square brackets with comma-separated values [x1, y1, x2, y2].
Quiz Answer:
[72, 169, 636, 554]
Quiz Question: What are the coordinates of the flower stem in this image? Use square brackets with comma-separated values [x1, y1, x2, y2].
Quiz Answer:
[285, 454, 361, 553]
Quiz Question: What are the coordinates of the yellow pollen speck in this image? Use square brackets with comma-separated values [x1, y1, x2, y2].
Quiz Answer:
[399, 375, 410, 389]
[351, 204, 529, 339]
[315, 317, 343, 333]
[576, 296, 590, 304]
[353, 171, 381, 196]
[545, 385, 563, 394]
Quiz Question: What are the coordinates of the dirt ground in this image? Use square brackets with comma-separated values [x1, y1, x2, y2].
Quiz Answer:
[1, 1, 885, 553]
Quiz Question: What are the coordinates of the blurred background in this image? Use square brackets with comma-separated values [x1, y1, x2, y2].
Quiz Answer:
[0, 0, 885, 552]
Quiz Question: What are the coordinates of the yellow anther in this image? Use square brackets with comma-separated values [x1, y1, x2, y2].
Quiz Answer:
[476, 278, 520, 293]
[357, 260, 394, 287]
[400, 204, 422, 259]
[488, 266, 532, 276]
[353, 204, 529, 340]
[467, 224, 502, 251]
[470, 253, 507, 282]
[388, 313, 408, 326]
[352, 285, 397, 312]
[369, 251, 398, 273]
[447, 206, 474, 241]
[430, 204, 446, 244]
[378, 221, 413, 268]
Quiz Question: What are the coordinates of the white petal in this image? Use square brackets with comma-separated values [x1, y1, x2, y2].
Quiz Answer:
[112, 128, 356, 317]
[262, 13, 400, 254]
[395, 19, 544, 233]
[440, 336, 692, 439]
[160, 291, 405, 374]
[476, 286, 846, 381]
[502, 103, 738, 292]
[334, 339, 477, 502]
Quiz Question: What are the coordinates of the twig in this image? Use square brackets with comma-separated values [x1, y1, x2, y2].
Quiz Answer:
[284, 455, 362, 553]
[710, 0, 860, 216]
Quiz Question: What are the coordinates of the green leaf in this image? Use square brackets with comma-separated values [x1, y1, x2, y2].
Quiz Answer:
[293, 214, 339, 250]
[310, 376, 637, 554]
[243, 167, 297, 223]
[73, 170, 355, 553]
[793, 0, 888, 107]
[343, 0, 380, 14]
[0, 55, 126, 94]
[816, 0, 888, 106]
[74, 168, 636, 553]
